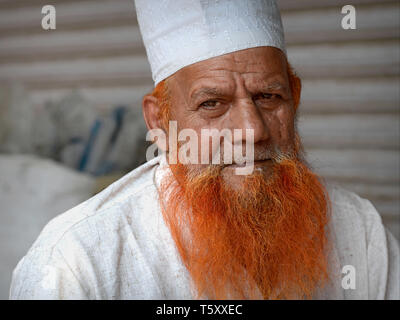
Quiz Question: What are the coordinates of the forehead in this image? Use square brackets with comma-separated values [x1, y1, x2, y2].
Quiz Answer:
[168, 46, 288, 94]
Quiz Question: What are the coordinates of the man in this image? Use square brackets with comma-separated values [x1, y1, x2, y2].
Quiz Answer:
[10, 0, 399, 299]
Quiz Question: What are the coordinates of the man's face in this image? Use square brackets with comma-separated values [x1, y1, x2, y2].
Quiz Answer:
[166, 46, 296, 185]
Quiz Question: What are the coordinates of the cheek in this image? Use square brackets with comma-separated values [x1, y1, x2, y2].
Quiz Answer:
[265, 107, 295, 147]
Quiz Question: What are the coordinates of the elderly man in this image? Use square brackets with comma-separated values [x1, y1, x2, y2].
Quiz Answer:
[10, 0, 399, 300]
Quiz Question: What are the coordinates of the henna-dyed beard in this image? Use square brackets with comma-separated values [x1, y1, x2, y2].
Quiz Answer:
[158, 139, 331, 299]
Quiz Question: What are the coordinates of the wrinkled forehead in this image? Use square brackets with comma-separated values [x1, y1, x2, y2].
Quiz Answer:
[168, 46, 288, 96]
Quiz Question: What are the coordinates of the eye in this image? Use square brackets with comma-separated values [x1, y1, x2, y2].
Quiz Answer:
[200, 100, 220, 109]
[259, 93, 282, 100]
[253, 92, 284, 109]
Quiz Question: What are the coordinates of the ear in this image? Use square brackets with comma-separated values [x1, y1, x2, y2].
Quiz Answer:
[287, 63, 302, 111]
[142, 93, 162, 131]
[290, 73, 301, 111]
[142, 93, 168, 152]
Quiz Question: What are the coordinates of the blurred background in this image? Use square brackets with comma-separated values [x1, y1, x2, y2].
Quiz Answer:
[0, 0, 399, 299]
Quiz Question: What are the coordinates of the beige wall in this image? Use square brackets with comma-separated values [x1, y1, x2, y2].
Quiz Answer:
[0, 0, 399, 240]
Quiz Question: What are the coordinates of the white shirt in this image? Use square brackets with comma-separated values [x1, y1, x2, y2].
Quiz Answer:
[9, 155, 400, 299]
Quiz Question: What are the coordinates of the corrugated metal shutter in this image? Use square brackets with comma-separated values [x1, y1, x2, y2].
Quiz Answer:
[278, 0, 400, 242]
[0, 0, 398, 240]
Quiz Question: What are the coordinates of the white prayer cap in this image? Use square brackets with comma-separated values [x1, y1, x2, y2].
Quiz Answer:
[134, 0, 286, 86]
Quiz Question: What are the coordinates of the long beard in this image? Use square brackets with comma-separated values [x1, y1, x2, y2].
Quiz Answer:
[159, 150, 331, 299]
[158, 139, 331, 299]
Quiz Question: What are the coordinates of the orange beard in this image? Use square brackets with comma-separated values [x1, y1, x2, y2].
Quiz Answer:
[158, 148, 331, 300]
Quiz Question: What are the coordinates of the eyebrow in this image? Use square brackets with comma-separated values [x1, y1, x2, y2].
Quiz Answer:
[262, 81, 285, 90]
[190, 80, 287, 104]
[190, 87, 227, 104]
[249, 80, 287, 93]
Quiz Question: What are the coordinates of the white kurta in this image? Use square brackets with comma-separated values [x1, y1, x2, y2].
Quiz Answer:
[9, 155, 400, 299]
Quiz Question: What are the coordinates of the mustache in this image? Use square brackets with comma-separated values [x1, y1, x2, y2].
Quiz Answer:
[180, 147, 297, 180]
[213, 145, 297, 166]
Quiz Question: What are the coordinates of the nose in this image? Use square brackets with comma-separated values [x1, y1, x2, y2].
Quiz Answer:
[230, 96, 269, 145]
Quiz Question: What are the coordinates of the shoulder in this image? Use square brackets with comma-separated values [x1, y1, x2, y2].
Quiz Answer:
[10, 156, 162, 299]
[325, 183, 399, 299]
[327, 183, 385, 239]
[26, 156, 159, 251]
